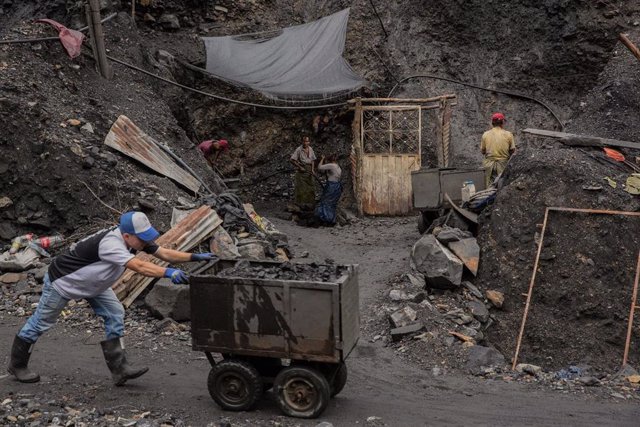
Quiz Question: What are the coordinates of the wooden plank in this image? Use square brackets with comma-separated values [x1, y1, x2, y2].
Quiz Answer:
[105, 115, 201, 193]
[523, 128, 640, 150]
[349, 95, 457, 103]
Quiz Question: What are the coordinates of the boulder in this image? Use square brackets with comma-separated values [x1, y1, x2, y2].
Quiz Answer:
[158, 14, 180, 30]
[467, 300, 490, 323]
[389, 306, 418, 328]
[466, 345, 505, 375]
[145, 279, 190, 321]
[411, 234, 463, 288]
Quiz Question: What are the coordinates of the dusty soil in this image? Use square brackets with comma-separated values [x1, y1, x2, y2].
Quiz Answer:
[3, 216, 640, 427]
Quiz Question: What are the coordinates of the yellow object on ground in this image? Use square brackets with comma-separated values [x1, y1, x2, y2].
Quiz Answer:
[625, 174, 640, 194]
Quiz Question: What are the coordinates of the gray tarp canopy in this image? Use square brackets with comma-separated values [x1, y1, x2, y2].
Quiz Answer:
[202, 8, 364, 100]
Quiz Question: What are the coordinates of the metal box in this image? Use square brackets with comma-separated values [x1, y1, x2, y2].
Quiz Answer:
[190, 260, 360, 364]
[410, 168, 441, 209]
[411, 168, 486, 209]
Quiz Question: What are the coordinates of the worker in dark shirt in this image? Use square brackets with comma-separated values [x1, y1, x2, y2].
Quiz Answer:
[7, 211, 215, 385]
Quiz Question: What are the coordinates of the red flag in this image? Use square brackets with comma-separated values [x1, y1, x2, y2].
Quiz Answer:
[35, 19, 85, 59]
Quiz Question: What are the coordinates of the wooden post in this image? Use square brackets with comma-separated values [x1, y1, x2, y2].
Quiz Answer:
[620, 33, 640, 62]
[84, 5, 100, 74]
[87, 0, 112, 79]
[131, 0, 135, 19]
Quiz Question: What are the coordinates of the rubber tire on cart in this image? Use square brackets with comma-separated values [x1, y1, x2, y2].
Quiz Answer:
[207, 360, 263, 411]
[330, 362, 348, 397]
[274, 366, 330, 419]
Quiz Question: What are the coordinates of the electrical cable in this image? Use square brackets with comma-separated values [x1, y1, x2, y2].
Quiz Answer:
[388, 73, 565, 129]
[106, 54, 350, 110]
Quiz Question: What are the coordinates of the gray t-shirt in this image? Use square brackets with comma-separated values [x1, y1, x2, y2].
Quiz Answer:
[290, 145, 317, 164]
[50, 228, 158, 300]
[318, 163, 342, 182]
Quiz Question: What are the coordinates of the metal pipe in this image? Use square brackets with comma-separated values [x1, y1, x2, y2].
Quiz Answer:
[154, 142, 217, 196]
[620, 33, 640, 62]
[622, 252, 640, 366]
[512, 207, 550, 370]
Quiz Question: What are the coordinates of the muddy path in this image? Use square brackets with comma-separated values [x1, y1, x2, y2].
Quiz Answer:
[2, 216, 640, 426]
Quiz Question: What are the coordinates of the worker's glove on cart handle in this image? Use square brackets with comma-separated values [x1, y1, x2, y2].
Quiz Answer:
[190, 252, 217, 262]
[164, 267, 189, 284]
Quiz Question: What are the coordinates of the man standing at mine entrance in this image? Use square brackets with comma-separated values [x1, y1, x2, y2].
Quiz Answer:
[481, 112, 515, 187]
[7, 211, 215, 386]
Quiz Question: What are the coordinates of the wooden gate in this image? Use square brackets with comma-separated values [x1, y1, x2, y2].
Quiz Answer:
[350, 96, 455, 216]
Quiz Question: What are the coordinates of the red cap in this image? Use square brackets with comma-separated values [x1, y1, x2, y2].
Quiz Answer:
[491, 112, 506, 122]
[217, 139, 229, 151]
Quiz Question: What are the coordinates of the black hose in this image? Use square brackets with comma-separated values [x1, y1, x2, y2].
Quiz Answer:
[387, 73, 565, 130]
[106, 54, 349, 111]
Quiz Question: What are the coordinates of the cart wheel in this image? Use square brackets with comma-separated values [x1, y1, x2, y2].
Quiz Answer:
[274, 366, 330, 419]
[207, 360, 262, 411]
[330, 362, 348, 397]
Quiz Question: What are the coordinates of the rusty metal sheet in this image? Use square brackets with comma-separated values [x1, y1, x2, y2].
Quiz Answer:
[104, 115, 200, 193]
[448, 238, 480, 276]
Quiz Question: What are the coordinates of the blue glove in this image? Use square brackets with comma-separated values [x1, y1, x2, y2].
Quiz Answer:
[191, 252, 217, 262]
[164, 268, 189, 284]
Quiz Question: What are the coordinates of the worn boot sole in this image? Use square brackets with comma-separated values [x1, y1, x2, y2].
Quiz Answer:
[113, 367, 149, 386]
[7, 367, 40, 383]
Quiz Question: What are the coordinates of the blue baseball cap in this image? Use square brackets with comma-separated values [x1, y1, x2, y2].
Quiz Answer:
[119, 211, 160, 242]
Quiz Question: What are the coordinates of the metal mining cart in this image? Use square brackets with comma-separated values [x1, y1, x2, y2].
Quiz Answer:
[189, 259, 359, 419]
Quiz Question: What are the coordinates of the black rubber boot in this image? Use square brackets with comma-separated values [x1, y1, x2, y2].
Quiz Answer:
[7, 335, 40, 383]
[100, 337, 149, 386]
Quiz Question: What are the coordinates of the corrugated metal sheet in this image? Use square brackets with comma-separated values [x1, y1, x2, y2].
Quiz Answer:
[104, 115, 201, 193]
[113, 205, 222, 307]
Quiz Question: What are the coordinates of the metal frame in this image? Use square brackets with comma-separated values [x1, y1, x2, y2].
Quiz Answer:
[513, 207, 640, 370]
[350, 95, 456, 215]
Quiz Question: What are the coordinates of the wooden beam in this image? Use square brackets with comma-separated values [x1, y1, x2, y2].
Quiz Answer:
[87, 0, 113, 79]
[523, 128, 640, 150]
[620, 33, 640, 62]
[348, 94, 457, 104]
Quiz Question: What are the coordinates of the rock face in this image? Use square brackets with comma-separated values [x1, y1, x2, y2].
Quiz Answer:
[411, 234, 463, 288]
[145, 279, 190, 321]
[466, 345, 505, 375]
